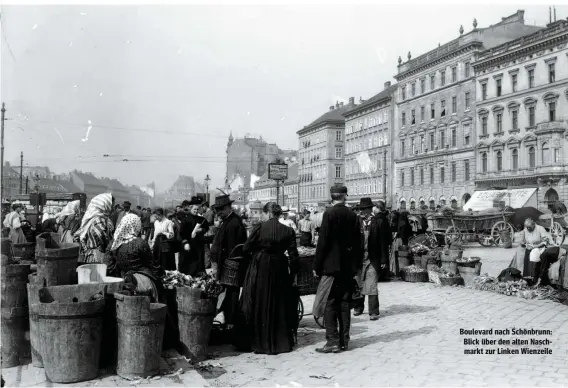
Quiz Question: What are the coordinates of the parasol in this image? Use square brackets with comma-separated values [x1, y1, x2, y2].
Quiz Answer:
[510, 207, 543, 228]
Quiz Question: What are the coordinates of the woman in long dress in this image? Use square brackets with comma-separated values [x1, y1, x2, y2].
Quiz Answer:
[55, 201, 82, 243]
[74, 193, 115, 264]
[151, 208, 176, 270]
[239, 202, 299, 355]
[3, 203, 27, 245]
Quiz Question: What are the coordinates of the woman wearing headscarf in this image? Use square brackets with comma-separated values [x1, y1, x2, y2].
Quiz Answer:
[3, 203, 27, 245]
[55, 200, 83, 243]
[74, 193, 115, 264]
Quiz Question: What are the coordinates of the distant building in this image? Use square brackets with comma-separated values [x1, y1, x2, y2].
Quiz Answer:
[127, 185, 154, 208]
[37, 178, 81, 194]
[248, 162, 299, 209]
[343, 82, 397, 207]
[100, 178, 131, 205]
[70, 171, 108, 202]
[21, 166, 51, 179]
[472, 17, 568, 208]
[2, 162, 21, 199]
[297, 99, 356, 210]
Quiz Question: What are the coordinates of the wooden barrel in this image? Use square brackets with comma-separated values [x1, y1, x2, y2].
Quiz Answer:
[458, 262, 482, 287]
[37, 284, 106, 383]
[0, 306, 30, 368]
[177, 287, 217, 362]
[99, 278, 125, 371]
[35, 232, 79, 286]
[12, 242, 35, 262]
[27, 274, 45, 367]
[115, 292, 167, 379]
[1, 238, 14, 261]
[500, 229, 513, 249]
[1, 263, 31, 309]
[441, 249, 462, 275]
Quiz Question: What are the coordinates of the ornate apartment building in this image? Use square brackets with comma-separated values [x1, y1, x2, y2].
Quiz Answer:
[343, 82, 397, 207]
[473, 17, 568, 208]
[393, 11, 542, 211]
[297, 99, 355, 210]
[248, 163, 299, 209]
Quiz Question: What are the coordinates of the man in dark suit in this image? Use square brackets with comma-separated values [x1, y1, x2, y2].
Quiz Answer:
[313, 185, 363, 353]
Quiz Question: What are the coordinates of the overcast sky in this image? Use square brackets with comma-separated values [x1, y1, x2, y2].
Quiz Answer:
[1, 4, 565, 191]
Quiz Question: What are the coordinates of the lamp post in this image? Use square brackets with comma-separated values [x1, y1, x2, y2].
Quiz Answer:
[204, 174, 211, 204]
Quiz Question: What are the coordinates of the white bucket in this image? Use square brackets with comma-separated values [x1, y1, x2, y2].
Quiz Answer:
[77, 264, 107, 284]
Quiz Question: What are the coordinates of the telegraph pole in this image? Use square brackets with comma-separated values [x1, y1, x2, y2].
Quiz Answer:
[1, 103, 5, 200]
[19, 151, 23, 194]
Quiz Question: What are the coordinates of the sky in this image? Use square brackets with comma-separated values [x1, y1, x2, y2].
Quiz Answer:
[1, 3, 566, 192]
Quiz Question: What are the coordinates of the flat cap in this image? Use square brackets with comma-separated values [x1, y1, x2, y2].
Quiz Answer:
[330, 185, 348, 194]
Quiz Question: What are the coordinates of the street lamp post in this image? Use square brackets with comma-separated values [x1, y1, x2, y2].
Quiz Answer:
[205, 174, 211, 204]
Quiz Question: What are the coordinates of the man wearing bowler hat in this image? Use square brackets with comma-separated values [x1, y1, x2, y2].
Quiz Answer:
[313, 185, 363, 353]
[210, 194, 247, 332]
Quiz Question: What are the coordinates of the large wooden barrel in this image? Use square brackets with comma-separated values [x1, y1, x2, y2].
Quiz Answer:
[115, 292, 166, 379]
[1, 238, 14, 261]
[12, 242, 35, 262]
[99, 278, 125, 371]
[177, 287, 217, 362]
[37, 284, 106, 383]
[35, 232, 79, 286]
[0, 306, 29, 368]
[27, 274, 45, 367]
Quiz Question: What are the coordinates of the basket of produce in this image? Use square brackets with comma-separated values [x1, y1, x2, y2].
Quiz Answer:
[401, 265, 428, 283]
[456, 256, 481, 268]
[439, 274, 464, 286]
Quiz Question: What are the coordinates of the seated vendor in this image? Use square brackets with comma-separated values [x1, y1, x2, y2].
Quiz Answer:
[519, 218, 550, 278]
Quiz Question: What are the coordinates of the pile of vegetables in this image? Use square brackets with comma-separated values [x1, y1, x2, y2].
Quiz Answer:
[401, 265, 427, 273]
[409, 244, 430, 256]
[297, 246, 316, 257]
[162, 271, 224, 299]
[456, 257, 481, 264]
[430, 266, 458, 278]
[471, 274, 560, 301]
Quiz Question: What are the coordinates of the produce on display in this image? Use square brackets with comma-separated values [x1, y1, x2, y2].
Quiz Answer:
[456, 256, 481, 264]
[471, 274, 560, 301]
[162, 271, 224, 299]
[430, 266, 457, 278]
[409, 244, 430, 256]
[297, 246, 316, 257]
[401, 265, 427, 274]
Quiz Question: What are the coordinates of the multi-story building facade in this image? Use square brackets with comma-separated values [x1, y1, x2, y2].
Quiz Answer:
[297, 99, 355, 210]
[472, 17, 568, 208]
[393, 11, 542, 211]
[343, 82, 397, 207]
[247, 163, 299, 209]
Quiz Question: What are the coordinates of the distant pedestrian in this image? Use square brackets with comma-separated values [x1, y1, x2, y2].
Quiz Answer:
[151, 208, 176, 270]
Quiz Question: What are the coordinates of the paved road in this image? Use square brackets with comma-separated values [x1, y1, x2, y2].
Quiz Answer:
[4, 245, 568, 387]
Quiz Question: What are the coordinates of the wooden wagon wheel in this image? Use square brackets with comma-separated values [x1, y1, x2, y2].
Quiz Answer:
[477, 233, 494, 247]
[549, 222, 565, 247]
[297, 296, 304, 323]
[314, 315, 325, 329]
[490, 221, 514, 247]
[444, 226, 462, 246]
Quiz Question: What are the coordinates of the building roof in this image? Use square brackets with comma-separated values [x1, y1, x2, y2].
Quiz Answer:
[343, 84, 398, 117]
[37, 178, 78, 193]
[72, 171, 105, 186]
[301, 102, 355, 132]
[2, 163, 19, 178]
[57, 180, 81, 193]
[100, 178, 129, 192]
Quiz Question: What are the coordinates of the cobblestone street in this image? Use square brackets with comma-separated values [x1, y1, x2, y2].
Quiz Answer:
[4, 245, 568, 387]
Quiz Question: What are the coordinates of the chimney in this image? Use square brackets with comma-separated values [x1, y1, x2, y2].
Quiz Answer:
[335, 101, 340, 108]
[554, 6, 557, 22]
[384, 81, 391, 90]
[349, 97, 355, 105]
[550, 7, 552, 24]
[329, 105, 334, 111]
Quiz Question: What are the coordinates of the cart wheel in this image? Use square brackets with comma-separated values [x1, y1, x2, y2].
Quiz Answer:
[477, 233, 494, 247]
[314, 315, 325, 329]
[549, 222, 565, 246]
[297, 297, 304, 322]
[491, 221, 515, 247]
[445, 226, 461, 246]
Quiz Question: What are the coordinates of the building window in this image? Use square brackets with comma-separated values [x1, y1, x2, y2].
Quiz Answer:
[431, 103, 435, 119]
[481, 116, 488, 135]
[440, 167, 445, 183]
[452, 96, 457, 114]
[554, 148, 560, 164]
[529, 147, 535, 168]
[529, 106, 536, 127]
[449, 67, 456, 83]
[335, 166, 341, 178]
[430, 74, 435, 90]
[481, 83, 487, 100]
[430, 166, 434, 184]
[482, 152, 488, 172]
[549, 102, 556, 121]
[401, 140, 405, 157]
[411, 109, 416, 125]
[512, 149, 519, 170]
[411, 82, 416, 97]
[335, 130, 342, 141]
[512, 110, 518, 130]
[496, 79, 502, 97]
[496, 113, 503, 133]
[441, 100, 446, 117]
[402, 112, 406, 126]
[465, 92, 470, 110]
[420, 135, 425, 153]
[496, 151, 503, 172]
[464, 160, 470, 181]
[401, 171, 405, 186]
[420, 78, 425, 94]
[451, 162, 456, 182]
[420, 106, 425, 121]
[549, 63, 555, 83]
[430, 133, 435, 150]
[465, 62, 471, 78]
[465, 134, 470, 146]
[441, 70, 446, 86]
[335, 147, 342, 159]
[542, 142, 550, 165]
[512, 73, 518, 92]
[451, 129, 457, 147]
[420, 168, 424, 184]
[401, 87, 406, 100]
[411, 169, 415, 185]
[440, 130, 445, 148]
[528, 69, 535, 88]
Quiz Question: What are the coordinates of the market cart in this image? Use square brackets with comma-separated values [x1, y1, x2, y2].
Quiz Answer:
[294, 247, 325, 329]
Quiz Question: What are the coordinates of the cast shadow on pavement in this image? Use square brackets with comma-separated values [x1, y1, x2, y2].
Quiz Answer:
[381, 304, 438, 317]
[348, 325, 437, 350]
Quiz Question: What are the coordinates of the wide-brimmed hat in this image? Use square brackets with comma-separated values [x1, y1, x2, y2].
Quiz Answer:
[189, 196, 203, 206]
[281, 206, 290, 213]
[212, 195, 234, 210]
[123, 201, 131, 207]
[358, 197, 374, 209]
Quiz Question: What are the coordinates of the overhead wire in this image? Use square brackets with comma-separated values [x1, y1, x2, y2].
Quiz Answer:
[0, 7, 16, 62]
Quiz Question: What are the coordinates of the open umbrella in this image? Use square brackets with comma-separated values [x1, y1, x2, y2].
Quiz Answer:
[509, 207, 543, 228]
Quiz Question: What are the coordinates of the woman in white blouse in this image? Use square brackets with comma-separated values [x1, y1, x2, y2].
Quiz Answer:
[520, 217, 550, 278]
[151, 208, 176, 270]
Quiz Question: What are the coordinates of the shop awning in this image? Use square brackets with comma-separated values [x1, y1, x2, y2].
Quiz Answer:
[463, 188, 537, 211]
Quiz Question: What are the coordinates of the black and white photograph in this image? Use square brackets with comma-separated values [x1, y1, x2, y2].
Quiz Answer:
[1, 0, 568, 386]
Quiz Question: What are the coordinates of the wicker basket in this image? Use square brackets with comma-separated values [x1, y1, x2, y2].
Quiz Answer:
[456, 257, 481, 268]
[402, 271, 428, 283]
[428, 270, 441, 285]
[439, 276, 464, 286]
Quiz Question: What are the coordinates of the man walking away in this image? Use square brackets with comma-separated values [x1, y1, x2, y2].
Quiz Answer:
[313, 185, 363, 353]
